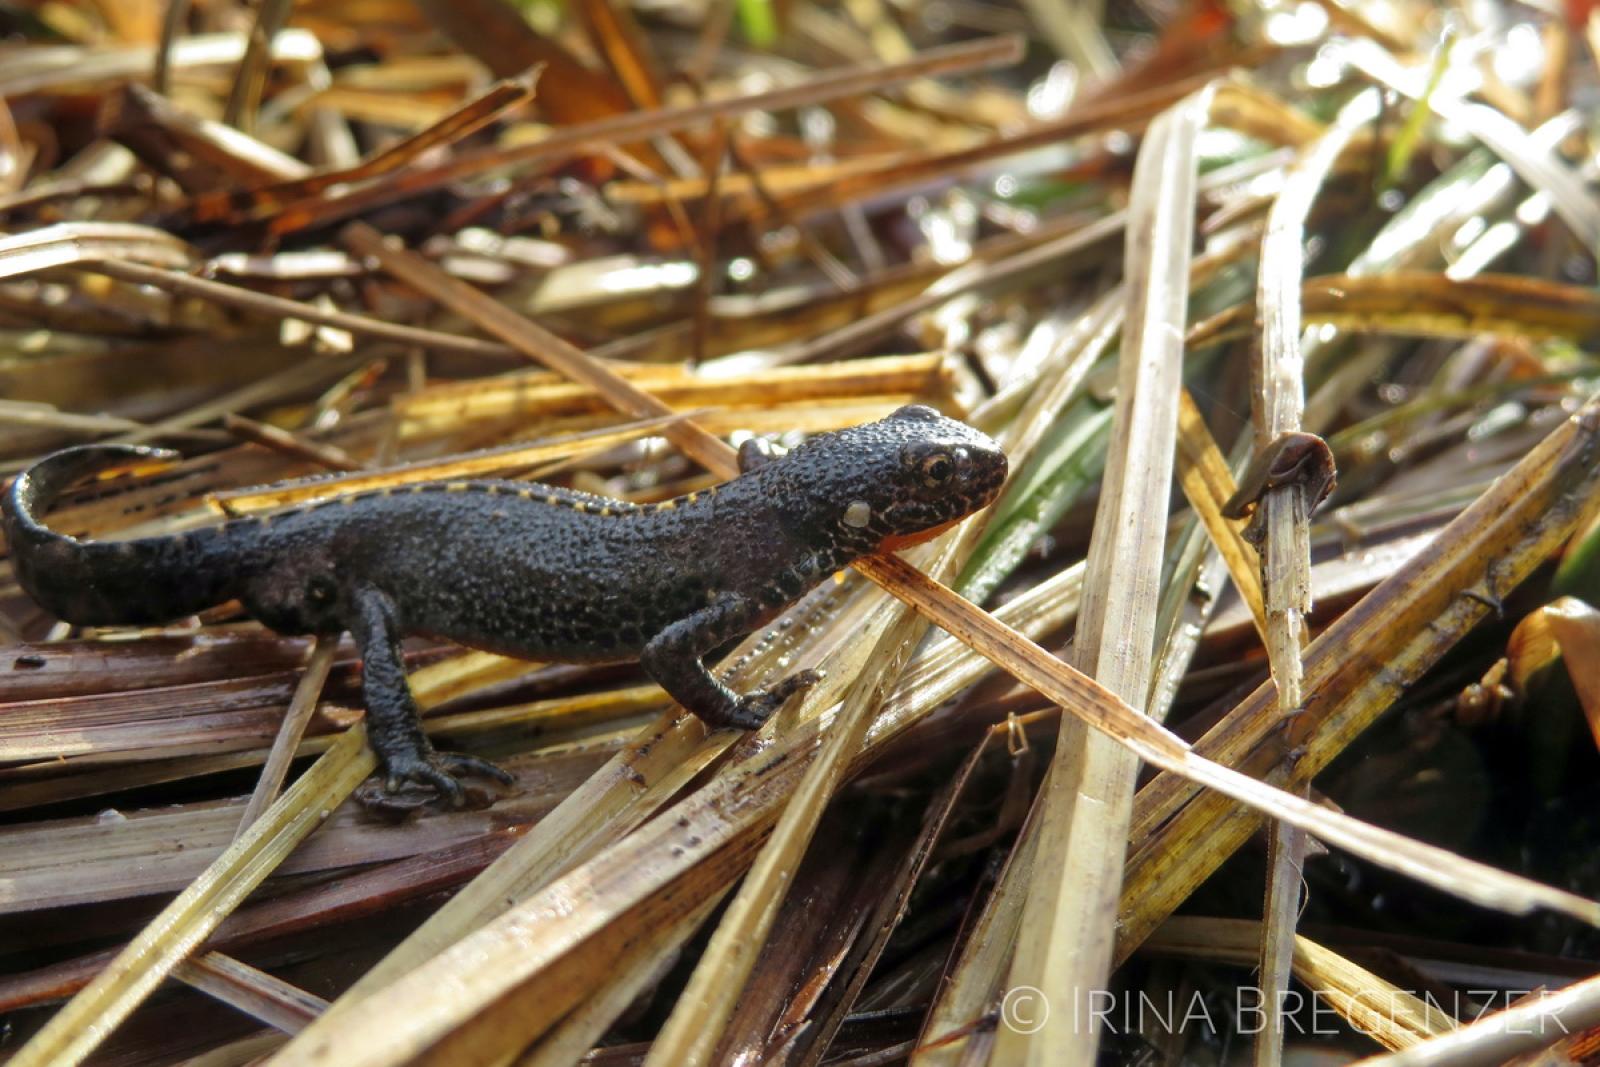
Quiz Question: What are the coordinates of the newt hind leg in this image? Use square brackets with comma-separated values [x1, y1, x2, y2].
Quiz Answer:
[347, 586, 513, 811]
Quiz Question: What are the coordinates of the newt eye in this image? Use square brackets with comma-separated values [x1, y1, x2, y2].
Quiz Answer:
[920, 452, 955, 488]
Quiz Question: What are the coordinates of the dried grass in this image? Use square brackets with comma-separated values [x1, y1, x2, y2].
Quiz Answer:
[3, 2, 1600, 1065]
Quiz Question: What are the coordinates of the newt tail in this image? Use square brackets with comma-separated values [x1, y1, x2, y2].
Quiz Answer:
[2, 445, 238, 626]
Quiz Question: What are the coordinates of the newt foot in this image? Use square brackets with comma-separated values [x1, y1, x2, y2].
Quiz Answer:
[358, 749, 516, 816]
[724, 669, 825, 729]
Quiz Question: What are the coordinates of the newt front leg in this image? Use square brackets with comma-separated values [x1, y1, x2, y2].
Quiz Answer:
[642, 591, 821, 729]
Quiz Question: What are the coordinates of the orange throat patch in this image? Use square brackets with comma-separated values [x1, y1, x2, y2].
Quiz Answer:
[877, 516, 964, 554]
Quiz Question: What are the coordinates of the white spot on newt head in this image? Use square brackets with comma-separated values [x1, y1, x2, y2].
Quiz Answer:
[844, 500, 872, 528]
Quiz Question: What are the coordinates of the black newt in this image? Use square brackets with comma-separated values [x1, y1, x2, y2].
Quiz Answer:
[3, 405, 1006, 807]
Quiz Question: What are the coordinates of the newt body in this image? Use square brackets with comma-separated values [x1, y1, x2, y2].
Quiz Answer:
[4, 406, 1006, 805]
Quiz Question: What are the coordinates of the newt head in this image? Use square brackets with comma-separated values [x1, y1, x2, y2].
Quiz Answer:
[769, 404, 1007, 557]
